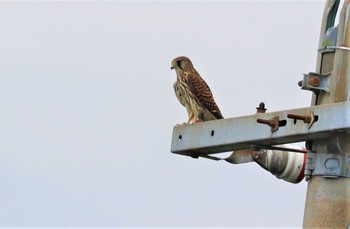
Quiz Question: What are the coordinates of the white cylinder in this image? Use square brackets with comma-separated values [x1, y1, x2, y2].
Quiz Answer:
[253, 144, 306, 183]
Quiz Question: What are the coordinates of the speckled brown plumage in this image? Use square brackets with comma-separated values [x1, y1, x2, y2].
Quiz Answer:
[171, 56, 223, 124]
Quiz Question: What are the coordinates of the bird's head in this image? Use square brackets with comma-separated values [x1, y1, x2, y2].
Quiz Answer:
[171, 56, 193, 72]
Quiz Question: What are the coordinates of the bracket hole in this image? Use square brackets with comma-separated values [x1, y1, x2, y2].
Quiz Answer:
[279, 120, 287, 127]
[314, 115, 319, 122]
[293, 119, 297, 125]
[211, 130, 215, 137]
[178, 135, 182, 141]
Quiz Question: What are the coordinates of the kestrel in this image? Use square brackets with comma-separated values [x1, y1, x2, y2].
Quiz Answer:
[171, 56, 224, 124]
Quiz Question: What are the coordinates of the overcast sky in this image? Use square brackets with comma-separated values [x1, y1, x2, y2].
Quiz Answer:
[0, 1, 326, 227]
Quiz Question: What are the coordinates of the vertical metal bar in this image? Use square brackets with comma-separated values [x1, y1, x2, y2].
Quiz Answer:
[312, 0, 339, 106]
[303, 0, 350, 227]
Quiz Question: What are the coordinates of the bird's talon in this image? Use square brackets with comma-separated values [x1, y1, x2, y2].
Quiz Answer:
[176, 122, 187, 125]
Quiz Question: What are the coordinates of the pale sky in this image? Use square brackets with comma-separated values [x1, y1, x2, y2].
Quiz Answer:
[0, 1, 326, 227]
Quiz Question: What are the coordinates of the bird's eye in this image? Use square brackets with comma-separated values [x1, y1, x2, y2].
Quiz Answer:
[177, 60, 183, 70]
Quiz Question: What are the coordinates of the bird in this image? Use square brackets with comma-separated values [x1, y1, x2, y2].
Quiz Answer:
[171, 56, 223, 124]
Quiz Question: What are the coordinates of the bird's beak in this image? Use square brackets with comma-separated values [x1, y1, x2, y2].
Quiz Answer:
[171, 61, 176, 70]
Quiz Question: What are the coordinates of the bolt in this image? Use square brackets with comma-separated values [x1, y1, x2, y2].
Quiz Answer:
[287, 114, 312, 123]
[298, 80, 303, 87]
[305, 175, 311, 182]
[309, 75, 321, 87]
[257, 117, 279, 132]
[257, 118, 274, 125]
[256, 102, 267, 113]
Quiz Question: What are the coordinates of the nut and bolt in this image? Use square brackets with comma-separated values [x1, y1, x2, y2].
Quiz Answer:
[256, 102, 267, 113]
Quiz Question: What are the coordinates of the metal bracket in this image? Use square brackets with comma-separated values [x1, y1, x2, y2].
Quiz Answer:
[319, 46, 350, 52]
[250, 144, 307, 154]
[304, 150, 350, 181]
[299, 72, 331, 93]
[304, 151, 315, 181]
[171, 102, 350, 157]
[189, 144, 307, 162]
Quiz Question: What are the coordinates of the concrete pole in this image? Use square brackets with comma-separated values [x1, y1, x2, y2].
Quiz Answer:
[303, 0, 350, 227]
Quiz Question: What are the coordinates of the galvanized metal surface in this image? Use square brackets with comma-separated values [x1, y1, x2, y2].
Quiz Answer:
[171, 101, 350, 157]
[225, 149, 254, 164]
[313, 0, 339, 106]
[324, 45, 350, 51]
[305, 149, 350, 178]
[300, 72, 331, 93]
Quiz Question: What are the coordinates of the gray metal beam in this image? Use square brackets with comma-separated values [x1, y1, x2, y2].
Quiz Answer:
[171, 101, 350, 157]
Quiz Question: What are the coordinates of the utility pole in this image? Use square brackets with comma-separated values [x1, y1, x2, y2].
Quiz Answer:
[170, 0, 350, 227]
[303, 0, 350, 227]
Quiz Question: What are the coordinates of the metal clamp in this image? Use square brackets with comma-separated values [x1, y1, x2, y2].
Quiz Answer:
[320, 45, 350, 51]
[304, 150, 350, 181]
[304, 151, 315, 181]
[299, 72, 331, 93]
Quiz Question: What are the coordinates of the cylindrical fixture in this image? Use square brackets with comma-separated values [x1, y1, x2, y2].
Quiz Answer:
[226, 144, 306, 183]
[252, 144, 306, 183]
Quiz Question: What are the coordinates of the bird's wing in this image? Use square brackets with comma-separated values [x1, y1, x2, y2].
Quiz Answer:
[187, 73, 224, 119]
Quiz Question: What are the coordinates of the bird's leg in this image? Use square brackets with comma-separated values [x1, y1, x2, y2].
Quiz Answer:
[194, 111, 205, 123]
[187, 113, 194, 124]
[195, 118, 203, 122]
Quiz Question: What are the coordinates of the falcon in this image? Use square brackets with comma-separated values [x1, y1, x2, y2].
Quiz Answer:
[171, 56, 224, 124]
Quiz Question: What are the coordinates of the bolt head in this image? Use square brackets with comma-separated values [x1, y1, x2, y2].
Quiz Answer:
[309, 76, 321, 87]
[256, 102, 267, 113]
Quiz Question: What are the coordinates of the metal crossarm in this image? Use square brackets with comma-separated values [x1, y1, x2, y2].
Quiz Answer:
[171, 101, 350, 157]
